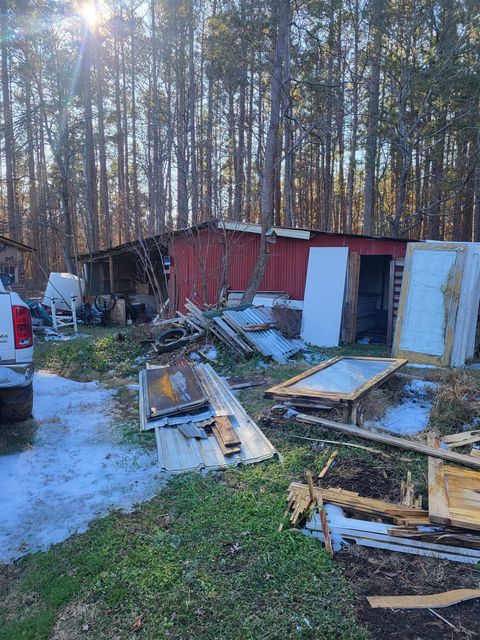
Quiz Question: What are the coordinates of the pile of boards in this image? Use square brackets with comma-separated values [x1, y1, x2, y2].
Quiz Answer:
[284, 430, 480, 564]
[138, 362, 278, 473]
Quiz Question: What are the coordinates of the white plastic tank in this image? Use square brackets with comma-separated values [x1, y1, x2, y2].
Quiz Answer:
[43, 273, 85, 311]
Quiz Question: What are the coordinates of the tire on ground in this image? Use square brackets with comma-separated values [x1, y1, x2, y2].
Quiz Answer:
[0, 382, 33, 423]
[154, 328, 189, 353]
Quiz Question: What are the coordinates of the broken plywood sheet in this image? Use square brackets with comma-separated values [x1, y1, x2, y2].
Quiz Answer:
[301, 247, 349, 347]
[266, 356, 407, 403]
[393, 242, 466, 366]
[144, 365, 207, 420]
[428, 457, 480, 531]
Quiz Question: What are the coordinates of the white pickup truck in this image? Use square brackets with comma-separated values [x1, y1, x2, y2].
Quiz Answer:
[0, 275, 34, 422]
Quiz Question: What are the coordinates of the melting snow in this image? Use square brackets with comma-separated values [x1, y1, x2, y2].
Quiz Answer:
[365, 379, 437, 436]
[0, 372, 164, 564]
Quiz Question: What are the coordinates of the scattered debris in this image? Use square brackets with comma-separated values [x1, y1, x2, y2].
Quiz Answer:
[367, 589, 480, 610]
[184, 299, 304, 362]
[226, 375, 270, 390]
[318, 450, 338, 478]
[292, 414, 480, 470]
[442, 430, 480, 449]
[138, 363, 278, 473]
[305, 503, 480, 564]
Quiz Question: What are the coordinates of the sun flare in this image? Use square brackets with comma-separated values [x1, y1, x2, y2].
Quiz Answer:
[79, 1, 98, 29]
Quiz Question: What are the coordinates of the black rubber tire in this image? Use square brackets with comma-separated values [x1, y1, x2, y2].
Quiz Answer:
[154, 328, 189, 353]
[0, 382, 33, 423]
[94, 293, 117, 313]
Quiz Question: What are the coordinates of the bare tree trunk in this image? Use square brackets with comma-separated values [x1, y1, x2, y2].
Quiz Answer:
[130, 6, 141, 237]
[113, 17, 126, 244]
[242, 0, 290, 303]
[363, 0, 385, 235]
[188, 1, 199, 224]
[346, 0, 360, 233]
[82, 26, 98, 251]
[1, 0, 17, 239]
[94, 14, 111, 247]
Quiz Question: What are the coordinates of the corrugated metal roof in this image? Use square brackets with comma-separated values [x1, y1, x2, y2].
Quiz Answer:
[223, 307, 304, 363]
[140, 364, 278, 473]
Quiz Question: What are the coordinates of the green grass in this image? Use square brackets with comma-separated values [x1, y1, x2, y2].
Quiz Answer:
[6, 327, 475, 639]
[0, 454, 367, 640]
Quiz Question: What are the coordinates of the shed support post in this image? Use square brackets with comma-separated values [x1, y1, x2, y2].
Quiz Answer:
[108, 255, 114, 293]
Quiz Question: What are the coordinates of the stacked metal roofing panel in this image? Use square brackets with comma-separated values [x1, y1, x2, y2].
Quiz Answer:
[139, 363, 278, 473]
[223, 307, 304, 363]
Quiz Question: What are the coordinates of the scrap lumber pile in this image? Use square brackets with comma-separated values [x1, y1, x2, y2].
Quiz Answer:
[284, 441, 480, 564]
[138, 363, 278, 473]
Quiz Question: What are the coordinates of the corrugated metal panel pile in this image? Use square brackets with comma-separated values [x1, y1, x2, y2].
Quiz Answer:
[184, 299, 304, 363]
[139, 363, 278, 473]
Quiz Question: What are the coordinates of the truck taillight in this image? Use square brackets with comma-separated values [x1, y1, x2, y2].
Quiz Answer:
[12, 305, 33, 349]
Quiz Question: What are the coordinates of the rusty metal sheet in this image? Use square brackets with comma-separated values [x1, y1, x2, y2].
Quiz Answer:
[145, 366, 207, 420]
[153, 364, 279, 473]
[223, 307, 304, 363]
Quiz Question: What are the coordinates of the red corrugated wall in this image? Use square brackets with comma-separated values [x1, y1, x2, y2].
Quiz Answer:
[169, 229, 408, 312]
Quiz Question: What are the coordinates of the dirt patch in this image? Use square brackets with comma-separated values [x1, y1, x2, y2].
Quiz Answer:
[0, 418, 38, 454]
[336, 545, 480, 639]
[321, 457, 407, 503]
[51, 602, 109, 640]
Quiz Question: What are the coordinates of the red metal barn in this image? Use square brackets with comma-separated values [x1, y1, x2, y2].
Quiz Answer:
[168, 221, 410, 345]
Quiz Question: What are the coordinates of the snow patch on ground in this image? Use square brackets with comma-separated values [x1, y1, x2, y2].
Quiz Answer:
[365, 379, 438, 436]
[0, 372, 163, 564]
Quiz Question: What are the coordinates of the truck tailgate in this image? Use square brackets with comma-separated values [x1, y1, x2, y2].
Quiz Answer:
[0, 291, 15, 361]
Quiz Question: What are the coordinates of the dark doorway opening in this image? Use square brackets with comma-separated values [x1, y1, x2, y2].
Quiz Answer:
[355, 255, 391, 344]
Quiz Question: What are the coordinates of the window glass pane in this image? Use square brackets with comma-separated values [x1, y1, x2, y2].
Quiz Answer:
[289, 358, 392, 394]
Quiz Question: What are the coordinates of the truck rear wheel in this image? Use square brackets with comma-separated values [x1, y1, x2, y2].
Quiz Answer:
[0, 382, 33, 423]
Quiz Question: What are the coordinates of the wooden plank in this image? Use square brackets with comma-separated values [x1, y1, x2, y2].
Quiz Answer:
[427, 434, 450, 525]
[214, 415, 241, 447]
[367, 589, 480, 610]
[289, 483, 429, 523]
[443, 431, 480, 449]
[429, 434, 480, 531]
[306, 471, 333, 556]
[319, 450, 338, 478]
[294, 414, 480, 470]
[386, 259, 395, 347]
[341, 251, 360, 344]
[211, 426, 241, 456]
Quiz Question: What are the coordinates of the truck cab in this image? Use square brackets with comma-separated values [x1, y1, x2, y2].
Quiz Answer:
[0, 274, 34, 422]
